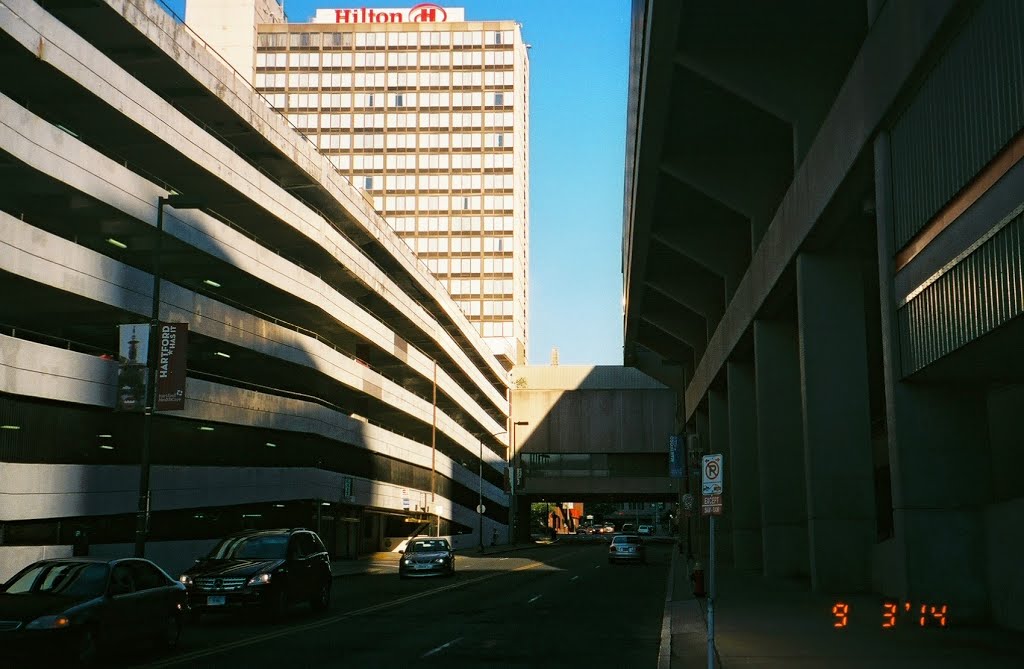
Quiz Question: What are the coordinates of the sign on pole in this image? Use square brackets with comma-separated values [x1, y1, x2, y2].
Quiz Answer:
[668, 435, 684, 478]
[701, 454, 723, 516]
[154, 323, 188, 411]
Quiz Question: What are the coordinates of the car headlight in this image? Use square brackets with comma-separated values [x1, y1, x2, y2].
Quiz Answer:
[403, 559, 413, 565]
[247, 573, 272, 586]
[178, 575, 193, 586]
[26, 615, 71, 630]
[434, 557, 448, 563]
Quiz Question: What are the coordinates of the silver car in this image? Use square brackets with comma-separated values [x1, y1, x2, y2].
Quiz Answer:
[399, 538, 455, 578]
[608, 535, 646, 564]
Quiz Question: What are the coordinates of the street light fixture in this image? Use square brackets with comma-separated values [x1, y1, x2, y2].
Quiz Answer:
[509, 420, 529, 543]
[477, 430, 507, 553]
[134, 193, 204, 558]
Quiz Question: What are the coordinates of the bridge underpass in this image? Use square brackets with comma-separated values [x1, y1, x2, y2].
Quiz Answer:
[508, 365, 678, 540]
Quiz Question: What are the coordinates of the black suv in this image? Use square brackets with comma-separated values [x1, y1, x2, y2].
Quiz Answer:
[178, 528, 331, 619]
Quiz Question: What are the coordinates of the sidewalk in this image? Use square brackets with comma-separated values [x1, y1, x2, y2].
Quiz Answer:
[662, 551, 1024, 669]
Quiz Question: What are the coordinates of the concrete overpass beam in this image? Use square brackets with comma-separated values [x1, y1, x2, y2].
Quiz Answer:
[642, 310, 708, 362]
[708, 386, 732, 565]
[727, 360, 761, 571]
[796, 252, 875, 592]
[645, 267, 725, 330]
[754, 319, 809, 579]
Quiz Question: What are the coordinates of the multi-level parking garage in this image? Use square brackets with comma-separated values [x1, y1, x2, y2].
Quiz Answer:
[0, 0, 512, 578]
[625, 0, 1024, 629]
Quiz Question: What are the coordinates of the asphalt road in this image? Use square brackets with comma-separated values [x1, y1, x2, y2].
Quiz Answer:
[117, 541, 670, 668]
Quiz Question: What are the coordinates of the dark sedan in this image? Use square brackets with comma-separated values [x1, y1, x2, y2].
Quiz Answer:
[398, 538, 455, 578]
[0, 557, 187, 666]
[178, 528, 332, 619]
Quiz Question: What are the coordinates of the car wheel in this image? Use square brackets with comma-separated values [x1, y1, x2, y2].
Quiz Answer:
[310, 580, 331, 613]
[265, 589, 288, 620]
[73, 627, 99, 667]
[160, 615, 182, 650]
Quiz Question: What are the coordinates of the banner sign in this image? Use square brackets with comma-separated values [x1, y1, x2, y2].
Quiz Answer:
[313, 5, 465, 23]
[117, 324, 149, 412]
[155, 323, 188, 411]
[668, 435, 684, 478]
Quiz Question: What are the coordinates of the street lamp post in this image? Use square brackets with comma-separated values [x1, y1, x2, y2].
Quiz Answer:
[509, 420, 529, 544]
[477, 430, 507, 553]
[134, 194, 204, 558]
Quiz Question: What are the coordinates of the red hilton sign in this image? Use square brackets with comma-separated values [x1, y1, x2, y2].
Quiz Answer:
[333, 4, 448, 23]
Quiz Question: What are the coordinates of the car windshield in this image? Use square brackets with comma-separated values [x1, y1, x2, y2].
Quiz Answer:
[406, 540, 449, 553]
[3, 562, 109, 598]
[208, 534, 288, 560]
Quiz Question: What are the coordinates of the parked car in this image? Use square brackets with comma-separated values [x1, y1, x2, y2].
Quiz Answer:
[178, 528, 331, 620]
[0, 557, 187, 666]
[637, 525, 654, 536]
[608, 535, 646, 564]
[399, 537, 455, 578]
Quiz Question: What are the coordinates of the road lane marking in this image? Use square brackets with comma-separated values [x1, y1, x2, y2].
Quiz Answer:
[142, 549, 585, 667]
[422, 637, 463, 658]
[528, 595, 542, 604]
[569, 576, 579, 582]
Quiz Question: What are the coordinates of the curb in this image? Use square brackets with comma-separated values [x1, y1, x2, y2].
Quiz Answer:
[657, 546, 677, 669]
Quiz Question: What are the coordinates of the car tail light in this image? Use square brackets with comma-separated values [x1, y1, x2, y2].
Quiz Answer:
[609, 545, 616, 552]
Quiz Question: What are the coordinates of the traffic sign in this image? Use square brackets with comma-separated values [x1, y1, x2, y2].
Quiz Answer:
[701, 454, 724, 516]
[701, 454, 723, 495]
[476, 504, 486, 514]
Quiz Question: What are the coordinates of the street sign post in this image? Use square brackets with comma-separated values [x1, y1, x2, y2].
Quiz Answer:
[700, 453, 724, 669]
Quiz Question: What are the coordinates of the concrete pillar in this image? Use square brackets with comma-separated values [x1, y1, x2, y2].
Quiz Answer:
[708, 387, 732, 565]
[727, 360, 762, 571]
[754, 318, 809, 579]
[873, 132, 991, 621]
[796, 253, 875, 592]
[693, 406, 710, 560]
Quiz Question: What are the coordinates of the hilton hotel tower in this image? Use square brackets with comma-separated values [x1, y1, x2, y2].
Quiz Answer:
[187, 0, 530, 367]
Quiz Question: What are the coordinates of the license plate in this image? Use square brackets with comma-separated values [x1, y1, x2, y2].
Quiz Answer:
[625, 547, 634, 553]
[414, 564, 431, 570]
[206, 596, 226, 606]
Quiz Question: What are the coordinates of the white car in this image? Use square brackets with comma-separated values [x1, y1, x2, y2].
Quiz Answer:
[637, 525, 654, 536]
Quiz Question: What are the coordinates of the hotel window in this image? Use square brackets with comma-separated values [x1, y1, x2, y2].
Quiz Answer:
[257, 33, 287, 48]
[323, 32, 352, 48]
[289, 32, 320, 48]
[364, 176, 374, 190]
[494, 93, 504, 106]
[493, 31, 502, 45]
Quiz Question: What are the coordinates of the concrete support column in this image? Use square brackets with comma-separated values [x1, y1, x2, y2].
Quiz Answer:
[796, 253, 875, 592]
[708, 387, 732, 564]
[874, 132, 991, 620]
[754, 319, 809, 579]
[727, 360, 762, 571]
[693, 406, 710, 559]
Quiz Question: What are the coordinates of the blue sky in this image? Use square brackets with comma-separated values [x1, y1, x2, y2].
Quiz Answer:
[165, 0, 630, 365]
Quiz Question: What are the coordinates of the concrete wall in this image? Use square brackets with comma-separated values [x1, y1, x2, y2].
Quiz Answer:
[0, 545, 72, 584]
[514, 389, 676, 454]
[986, 384, 1024, 630]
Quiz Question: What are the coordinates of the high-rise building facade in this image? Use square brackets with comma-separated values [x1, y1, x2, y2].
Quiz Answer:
[187, 2, 530, 367]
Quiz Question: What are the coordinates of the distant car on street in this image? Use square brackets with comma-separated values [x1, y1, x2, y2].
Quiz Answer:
[599, 524, 615, 534]
[620, 523, 637, 534]
[0, 556, 187, 666]
[637, 525, 654, 536]
[178, 528, 332, 620]
[608, 535, 646, 564]
[399, 538, 455, 578]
